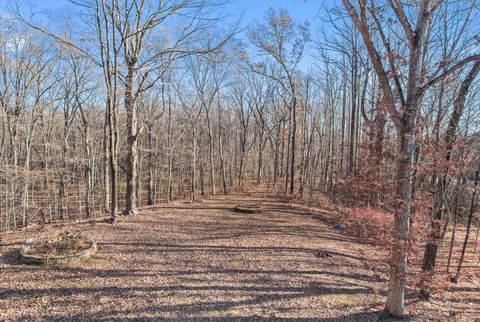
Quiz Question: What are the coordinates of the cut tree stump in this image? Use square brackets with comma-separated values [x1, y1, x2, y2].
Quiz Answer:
[234, 204, 263, 214]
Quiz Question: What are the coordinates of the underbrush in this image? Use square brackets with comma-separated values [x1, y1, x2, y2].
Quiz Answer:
[342, 207, 393, 246]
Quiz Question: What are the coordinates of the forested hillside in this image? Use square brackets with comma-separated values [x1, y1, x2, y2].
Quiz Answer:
[0, 0, 479, 320]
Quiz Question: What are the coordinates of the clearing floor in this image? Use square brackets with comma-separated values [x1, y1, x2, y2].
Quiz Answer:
[0, 192, 478, 321]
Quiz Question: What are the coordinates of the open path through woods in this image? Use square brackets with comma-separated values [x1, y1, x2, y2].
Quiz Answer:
[1, 193, 479, 321]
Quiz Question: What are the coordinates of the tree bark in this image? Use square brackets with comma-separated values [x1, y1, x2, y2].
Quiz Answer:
[289, 97, 297, 195]
[191, 128, 196, 202]
[124, 63, 138, 215]
[348, 41, 358, 174]
[107, 97, 118, 216]
[206, 109, 216, 195]
[103, 109, 110, 213]
[385, 127, 415, 316]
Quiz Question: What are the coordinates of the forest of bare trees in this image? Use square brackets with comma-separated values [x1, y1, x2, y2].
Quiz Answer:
[1, 0, 479, 319]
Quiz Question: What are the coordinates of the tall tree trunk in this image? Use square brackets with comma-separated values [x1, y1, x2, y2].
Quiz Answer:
[348, 42, 358, 174]
[200, 157, 205, 196]
[385, 125, 415, 317]
[218, 99, 227, 194]
[22, 129, 33, 227]
[103, 109, 110, 213]
[289, 98, 297, 195]
[453, 161, 480, 282]
[238, 139, 246, 187]
[146, 124, 154, 206]
[108, 97, 118, 217]
[340, 67, 347, 176]
[167, 99, 173, 202]
[280, 119, 285, 178]
[206, 110, 216, 195]
[136, 141, 142, 207]
[273, 124, 280, 188]
[190, 128, 196, 202]
[124, 63, 138, 215]
[328, 101, 335, 192]
[83, 124, 92, 218]
[256, 130, 264, 186]
[59, 135, 68, 220]
[299, 96, 309, 195]
[285, 119, 291, 195]
[147, 166, 154, 205]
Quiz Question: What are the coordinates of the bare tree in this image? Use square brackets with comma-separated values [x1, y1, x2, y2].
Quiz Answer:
[248, 8, 310, 195]
[343, 0, 480, 317]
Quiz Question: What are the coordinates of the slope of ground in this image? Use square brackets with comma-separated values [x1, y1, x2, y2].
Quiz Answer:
[0, 192, 478, 321]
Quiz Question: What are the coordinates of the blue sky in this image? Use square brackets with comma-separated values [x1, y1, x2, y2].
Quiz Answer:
[5, 0, 326, 71]
[21, 0, 322, 25]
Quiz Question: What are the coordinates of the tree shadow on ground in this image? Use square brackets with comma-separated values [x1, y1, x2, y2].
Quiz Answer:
[14, 313, 386, 322]
[7, 281, 384, 321]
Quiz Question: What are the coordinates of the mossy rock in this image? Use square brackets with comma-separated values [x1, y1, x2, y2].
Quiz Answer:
[19, 235, 97, 266]
[234, 204, 262, 214]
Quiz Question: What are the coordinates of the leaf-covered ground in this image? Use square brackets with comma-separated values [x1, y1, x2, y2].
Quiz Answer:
[0, 193, 478, 321]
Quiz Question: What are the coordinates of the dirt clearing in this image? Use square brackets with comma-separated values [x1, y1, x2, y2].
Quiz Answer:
[0, 193, 478, 321]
